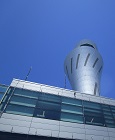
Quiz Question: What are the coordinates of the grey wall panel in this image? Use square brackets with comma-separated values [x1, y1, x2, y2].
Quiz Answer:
[60, 121, 85, 129]
[31, 122, 59, 131]
[85, 129, 109, 137]
[73, 133, 85, 140]
[108, 131, 115, 138]
[85, 135, 109, 140]
[29, 128, 37, 135]
[104, 138, 110, 140]
[109, 100, 115, 106]
[37, 128, 52, 137]
[1, 113, 115, 140]
[89, 96, 101, 103]
[85, 124, 108, 131]
[110, 137, 115, 140]
[12, 125, 29, 134]
[1, 113, 32, 122]
[0, 123, 12, 132]
[100, 98, 110, 104]
[0, 118, 31, 127]
[32, 117, 59, 126]
[60, 125, 85, 134]
[59, 131, 73, 139]
[107, 127, 115, 132]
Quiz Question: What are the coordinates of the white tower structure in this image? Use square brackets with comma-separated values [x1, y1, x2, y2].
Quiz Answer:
[64, 39, 103, 96]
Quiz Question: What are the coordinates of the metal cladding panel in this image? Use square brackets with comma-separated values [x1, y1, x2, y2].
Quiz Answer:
[64, 39, 103, 96]
[0, 113, 114, 140]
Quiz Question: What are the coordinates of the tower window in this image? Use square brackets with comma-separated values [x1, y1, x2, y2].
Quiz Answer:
[94, 82, 97, 95]
[98, 66, 102, 73]
[71, 58, 73, 73]
[93, 58, 99, 68]
[84, 53, 90, 66]
[66, 66, 70, 80]
[76, 54, 80, 69]
[80, 43, 95, 49]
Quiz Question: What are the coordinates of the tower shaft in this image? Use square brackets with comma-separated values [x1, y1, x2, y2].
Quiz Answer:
[64, 40, 103, 96]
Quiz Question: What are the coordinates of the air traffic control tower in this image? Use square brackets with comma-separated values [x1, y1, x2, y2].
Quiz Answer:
[64, 39, 103, 96]
[1, 40, 115, 140]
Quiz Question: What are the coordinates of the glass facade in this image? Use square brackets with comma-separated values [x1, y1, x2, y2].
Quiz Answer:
[1, 87, 115, 128]
[0, 84, 8, 100]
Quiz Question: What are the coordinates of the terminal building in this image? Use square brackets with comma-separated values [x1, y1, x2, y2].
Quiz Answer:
[0, 40, 115, 140]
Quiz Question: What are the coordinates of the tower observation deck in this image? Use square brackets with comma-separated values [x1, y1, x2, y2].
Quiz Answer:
[64, 39, 103, 96]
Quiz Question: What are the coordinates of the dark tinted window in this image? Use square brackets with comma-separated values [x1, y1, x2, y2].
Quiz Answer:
[34, 108, 60, 120]
[80, 43, 95, 48]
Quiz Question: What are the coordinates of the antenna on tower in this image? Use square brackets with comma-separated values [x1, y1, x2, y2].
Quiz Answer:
[25, 66, 32, 81]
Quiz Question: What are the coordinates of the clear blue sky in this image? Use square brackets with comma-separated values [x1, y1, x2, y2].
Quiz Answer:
[0, 0, 115, 98]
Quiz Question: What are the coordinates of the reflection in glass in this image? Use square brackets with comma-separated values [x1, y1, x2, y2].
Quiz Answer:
[83, 101, 101, 109]
[85, 116, 104, 126]
[62, 104, 83, 115]
[5, 104, 34, 116]
[105, 119, 114, 124]
[37, 100, 61, 111]
[84, 108, 102, 113]
[62, 97, 82, 106]
[14, 88, 39, 99]
[39, 93, 61, 103]
[106, 123, 115, 128]
[10, 96, 37, 107]
[61, 112, 84, 123]
[34, 109, 60, 120]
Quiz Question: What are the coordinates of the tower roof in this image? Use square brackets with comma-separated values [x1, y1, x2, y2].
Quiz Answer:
[76, 39, 97, 50]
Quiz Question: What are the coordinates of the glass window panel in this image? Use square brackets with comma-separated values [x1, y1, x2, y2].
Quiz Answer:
[0, 85, 8, 93]
[39, 93, 61, 103]
[83, 101, 101, 110]
[102, 108, 111, 111]
[110, 106, 115, 110]
[103, 111, 112, 115]
[0, 88, 13, 112]
[61, 112, 84, 123]
[106, 124, 115, 128]
[104, 114, 113, 119]
[0, 88, 14, 107]
[34, 108, 60, 120]
[102, 105, 110, 111]
[37, 101, 61, 111]
[10, 96, 37, 107]
[85, 116, 104, 126]
[61, 104, 83, 115]
[102, 104, 110, 108]
[111, 109, 115, 113]
[84, 111, 102, 117]
[0, 102, 6, 112]
[105, 119, 115, 124]
[62, 97, 82, 106]
[0, 93, 4, 100]
[2, 95, 8, 103]
[84, 108, 102, 113]
[112, 112, 115, 116]
[14, 88, 39, 99]
[5, 104, 34, 116]
[2, 94, 11, 103]
[3, 87, 13, 96]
